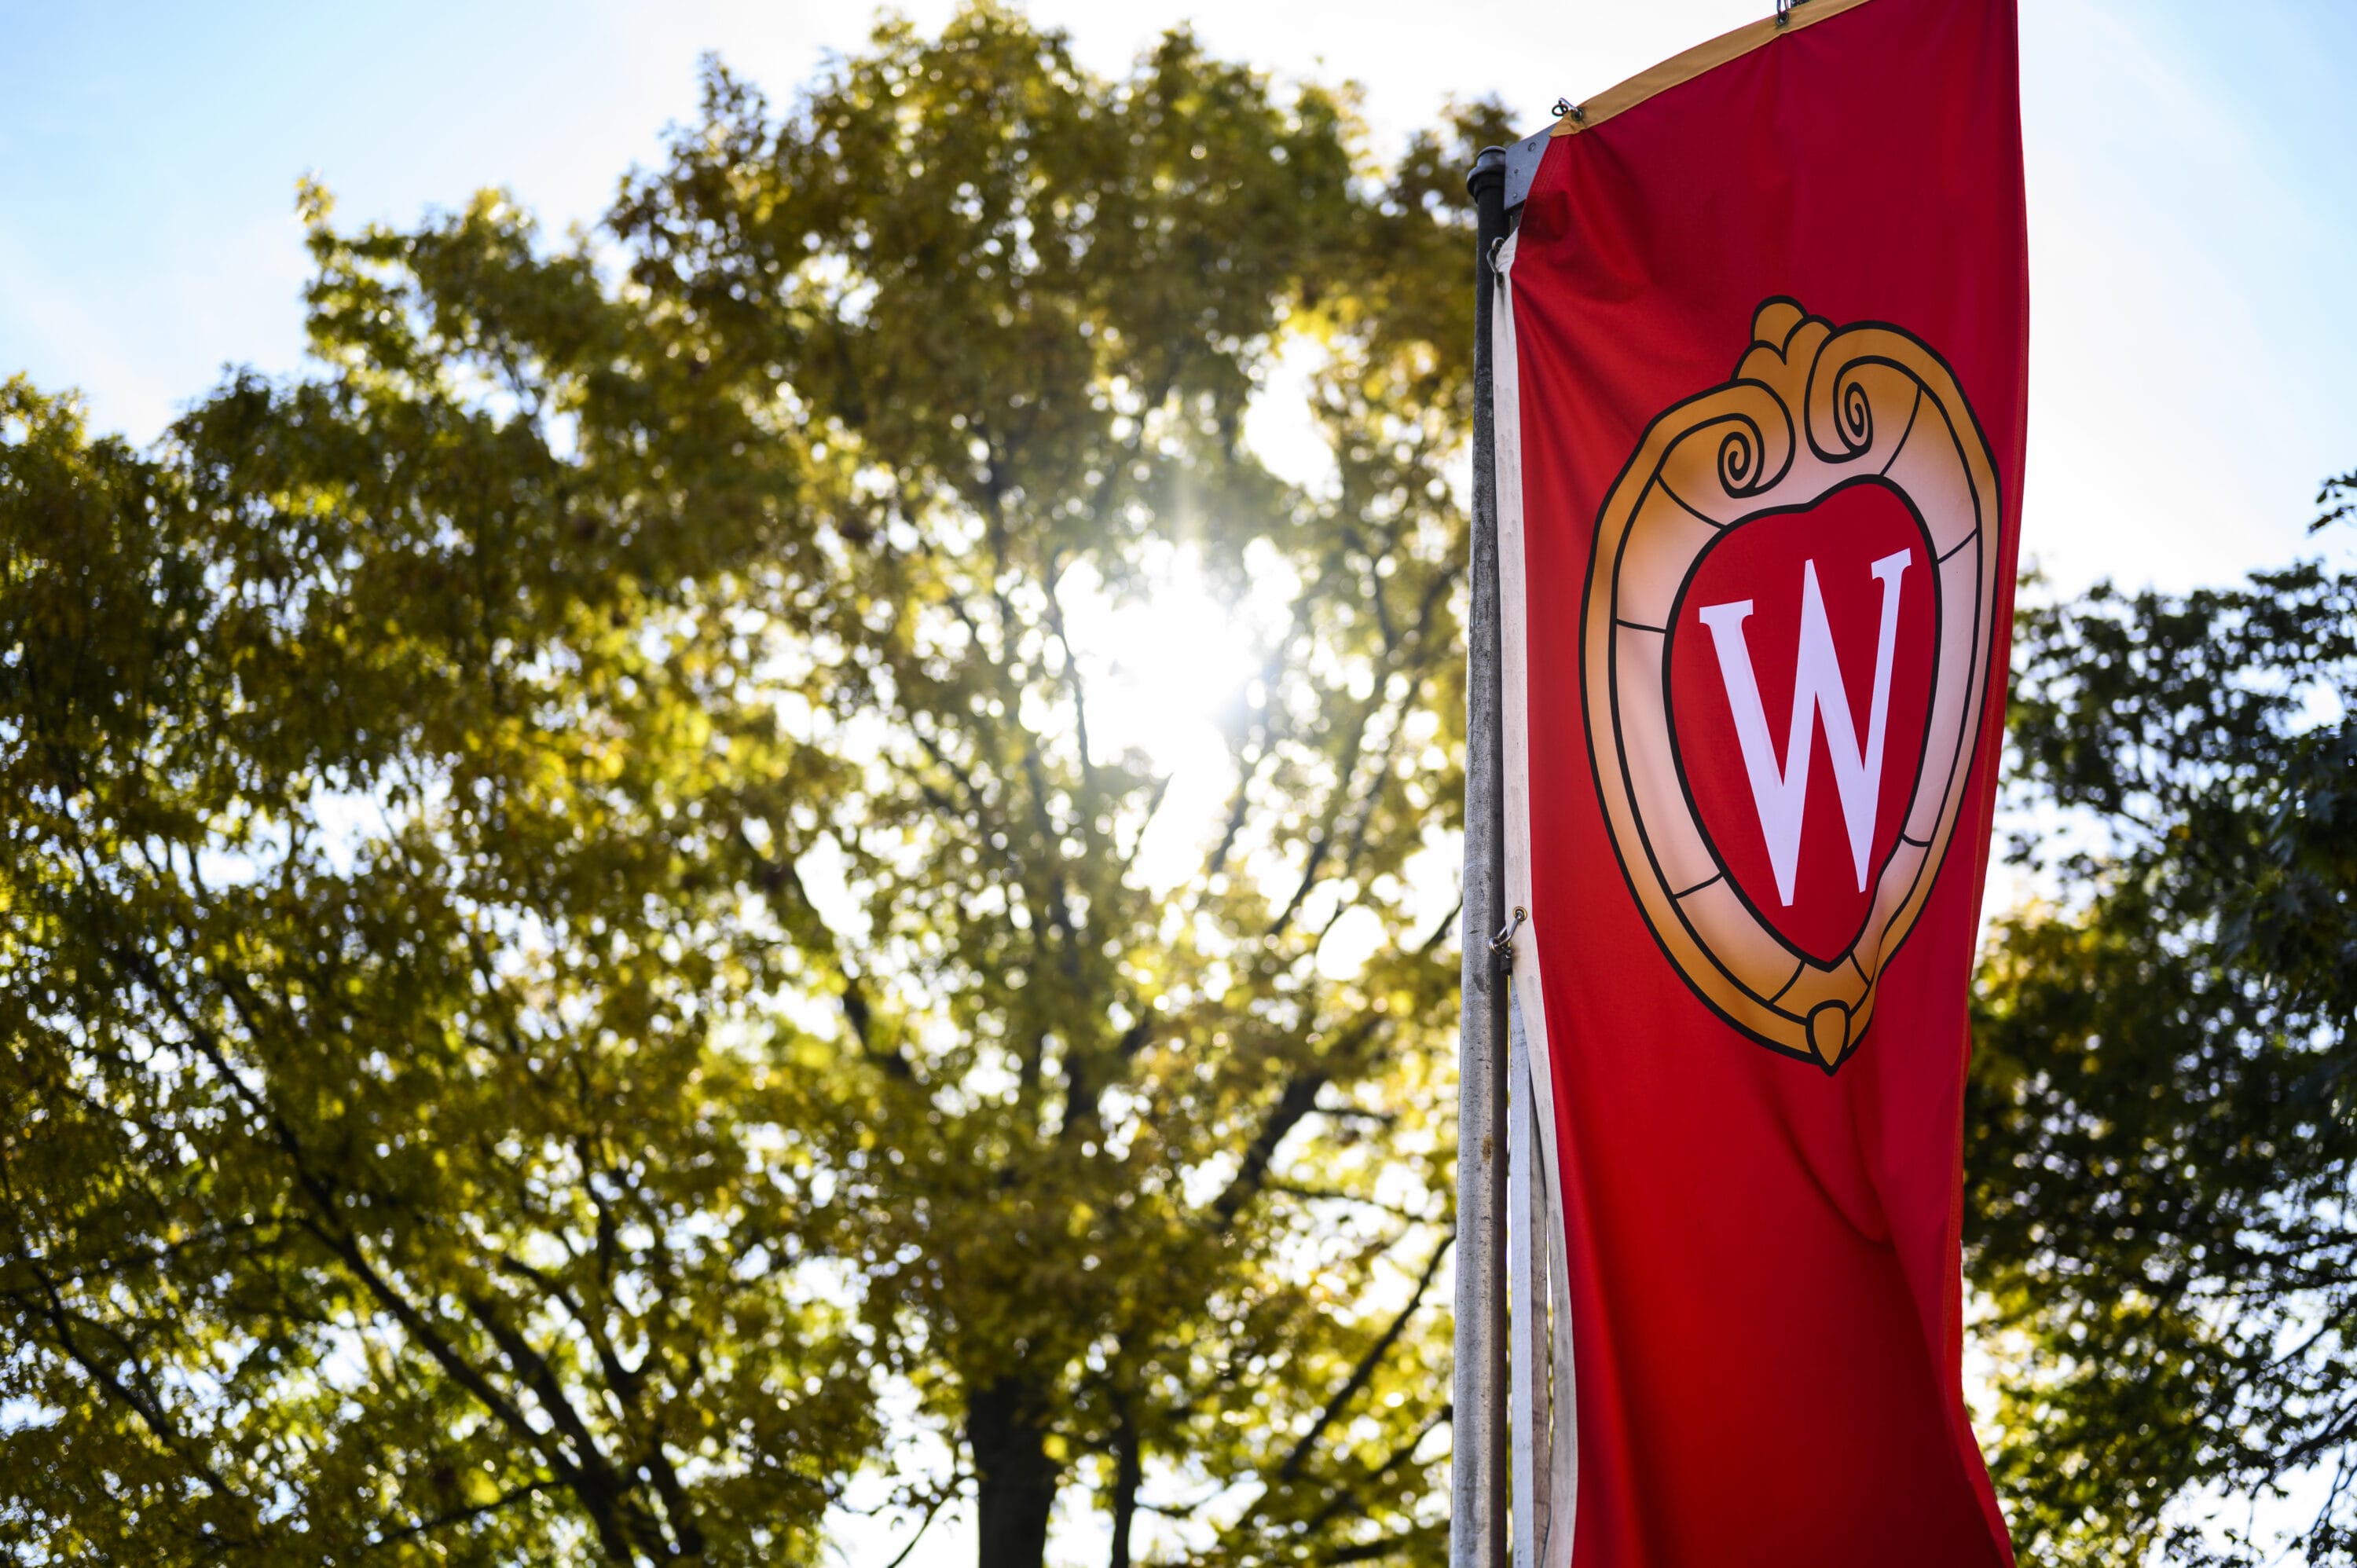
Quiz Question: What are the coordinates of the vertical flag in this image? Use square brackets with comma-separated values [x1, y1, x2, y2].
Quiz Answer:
[1493, 0, 2026, 1562]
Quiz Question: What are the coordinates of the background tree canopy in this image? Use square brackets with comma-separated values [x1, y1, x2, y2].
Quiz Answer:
[1972, 500, 2357, 1568]
[7, 4, 2357, 1567]
[1, 7, 1507, 1565]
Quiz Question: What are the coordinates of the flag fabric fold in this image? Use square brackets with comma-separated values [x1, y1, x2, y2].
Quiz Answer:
[1494, 0, 2026, 1560]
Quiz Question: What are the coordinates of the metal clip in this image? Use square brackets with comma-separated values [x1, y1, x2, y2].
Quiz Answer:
[1776, 0, 1798, 27]
[1551, 97, 1586, 126]
[1489, 906, 1527, 975]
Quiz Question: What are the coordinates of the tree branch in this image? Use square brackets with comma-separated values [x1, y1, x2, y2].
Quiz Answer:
[1277, 1232, 1452, 1481]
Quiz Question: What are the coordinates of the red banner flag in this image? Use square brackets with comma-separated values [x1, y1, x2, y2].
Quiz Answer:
[1494, 0, 2025, 1561]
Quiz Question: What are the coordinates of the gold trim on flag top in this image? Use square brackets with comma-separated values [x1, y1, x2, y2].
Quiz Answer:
[1551, 0, 1880, 137]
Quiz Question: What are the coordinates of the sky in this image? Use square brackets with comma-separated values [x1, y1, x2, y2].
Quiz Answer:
[7, 1, 2356, 1560]
[6, 0, 2357, 599]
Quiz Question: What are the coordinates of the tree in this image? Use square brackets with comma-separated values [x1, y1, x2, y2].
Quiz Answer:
[0, 216, 875, 1563]
[0, 7, 1510, 1564]
[1968, 479, 2357, 1565]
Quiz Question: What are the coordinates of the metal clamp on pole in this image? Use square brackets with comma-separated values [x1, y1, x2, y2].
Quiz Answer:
[1490, 907, 1527, 977]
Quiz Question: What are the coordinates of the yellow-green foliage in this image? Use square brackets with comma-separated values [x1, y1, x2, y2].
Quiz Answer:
[0, 7, 1511, 1564]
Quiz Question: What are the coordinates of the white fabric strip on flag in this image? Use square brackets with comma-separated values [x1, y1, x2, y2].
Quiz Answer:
[1509, 991, 1577, 1568]
[1508, 993, 1539, 1565]
[1493, 224, 1578, 1568]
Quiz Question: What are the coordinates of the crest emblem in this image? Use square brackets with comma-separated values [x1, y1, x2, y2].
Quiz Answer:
[1582, 299, 2002, 1072]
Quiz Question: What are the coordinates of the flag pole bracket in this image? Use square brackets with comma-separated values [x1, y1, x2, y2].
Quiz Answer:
[1501, 124, 1552, 214]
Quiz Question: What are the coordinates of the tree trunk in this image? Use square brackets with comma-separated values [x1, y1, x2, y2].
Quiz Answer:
[968, 1376, 1061, 1568]
[1108, 1400, 1141, 1568]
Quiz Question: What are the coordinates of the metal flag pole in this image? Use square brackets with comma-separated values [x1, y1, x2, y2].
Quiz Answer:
[1453, 141, 1512, 1568]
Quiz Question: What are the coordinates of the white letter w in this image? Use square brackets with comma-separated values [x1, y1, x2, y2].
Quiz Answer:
[1695, 549, 1913, 907]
